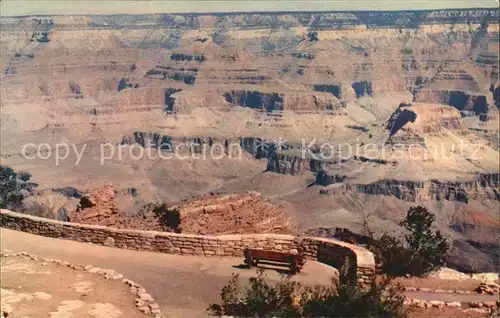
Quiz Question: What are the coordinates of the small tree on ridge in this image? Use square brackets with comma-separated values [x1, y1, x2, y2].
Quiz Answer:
[401, 205, 449, 276]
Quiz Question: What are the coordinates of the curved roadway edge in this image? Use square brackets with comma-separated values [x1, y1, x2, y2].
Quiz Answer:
[0, 209, 375, 286]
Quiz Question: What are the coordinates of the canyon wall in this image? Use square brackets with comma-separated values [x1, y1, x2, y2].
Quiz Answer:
[1, 8, 498, 275]
[1, 9, 498, 120]
[119, 131, 499, 204]
[0, 209, 375, 287]
[270, 152, 499, 203]
[318, 174, 500, 202]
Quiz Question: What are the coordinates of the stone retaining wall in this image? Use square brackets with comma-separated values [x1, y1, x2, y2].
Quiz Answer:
[0, 209, 375, 286]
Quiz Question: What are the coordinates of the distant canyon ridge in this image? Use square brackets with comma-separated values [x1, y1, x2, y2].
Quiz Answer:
[0, 8, 499, 272]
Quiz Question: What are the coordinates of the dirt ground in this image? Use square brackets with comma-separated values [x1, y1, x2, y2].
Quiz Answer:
[409, 307, 487, 318]
[393, 276, 484, 292]
[0, 253, 148, 318]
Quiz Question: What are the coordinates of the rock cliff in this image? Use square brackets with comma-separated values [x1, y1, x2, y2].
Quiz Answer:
[1, 8, 499, 273]
[318, 174, 499, 203]
[1, 9, 498, 119]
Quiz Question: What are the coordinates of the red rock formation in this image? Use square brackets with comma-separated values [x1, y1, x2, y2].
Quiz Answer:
[71, 186, 294, 235]
[170, 192, 295, 235]
[72, 184, 120, 226]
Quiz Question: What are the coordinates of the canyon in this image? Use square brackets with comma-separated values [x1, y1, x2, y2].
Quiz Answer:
[0, 8, 499, 272]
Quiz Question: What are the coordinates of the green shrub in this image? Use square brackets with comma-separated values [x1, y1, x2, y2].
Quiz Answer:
[301, 277, 406, 318]
[208, 270, 407, 318]
[0, 165, 35, 210]
[402, 206, 449, 276]
[208, 270, 301, 317]
[369, 206, 449, 277]
[401, 47, 413, 55]
[373, 234, 411, 277]
[153, 204, 181, 232]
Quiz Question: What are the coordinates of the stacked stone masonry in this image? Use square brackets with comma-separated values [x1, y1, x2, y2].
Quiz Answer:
[0, 209, 375, 287]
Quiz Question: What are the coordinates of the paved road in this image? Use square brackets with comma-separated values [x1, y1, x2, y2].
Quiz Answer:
[1, 229, 338, 318]
[1, 229, 496, 317]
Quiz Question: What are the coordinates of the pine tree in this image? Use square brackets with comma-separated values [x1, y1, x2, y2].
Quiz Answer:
[401, 206, 449, 276]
